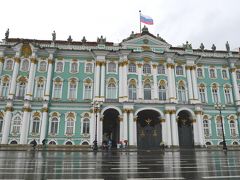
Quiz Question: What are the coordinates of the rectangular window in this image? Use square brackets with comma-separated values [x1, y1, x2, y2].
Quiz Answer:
[84, 85, 92, 99]
[199, 88, 206, 103]
[32, 121, 40, 134]
[66, 120, 74, 135]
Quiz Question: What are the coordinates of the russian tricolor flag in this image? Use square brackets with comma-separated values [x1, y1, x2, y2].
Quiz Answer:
[140, 14, 154, 25]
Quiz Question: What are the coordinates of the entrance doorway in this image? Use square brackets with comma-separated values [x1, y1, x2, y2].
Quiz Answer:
[177, 110, 194, 148]
[137, 110, 162, 149]
[102, 109, 120, 148]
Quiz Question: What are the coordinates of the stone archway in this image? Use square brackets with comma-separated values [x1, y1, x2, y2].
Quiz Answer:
[137, 110, 162, 149]
[177, 110, 194, 148]
[102, 108, 120, 148]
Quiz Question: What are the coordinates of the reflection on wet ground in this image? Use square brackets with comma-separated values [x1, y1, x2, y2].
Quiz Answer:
[0, 150, 240, 179]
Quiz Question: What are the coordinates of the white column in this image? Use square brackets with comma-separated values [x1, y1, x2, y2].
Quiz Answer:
[152, 65, 158, 99]
[1, 104, 13, 144]
[97, 112, 102, 145]
[129, 110, 135, 146]
[20, 103, 31, 144]
[118, 63, 123, 99]
[230, 68, 240, 103]
[196, 113, 204, 146]
[161, 119, 167, 146]
[119, 115, 124, 141]
[167, 64, 173, 100]
[122, 61, 128, 99]
[137, 64, 143, 99]
[39, 103, 49, 144]
[9, 57, 20, 98]
[171, 66, 177, 99]
[123, 111, 128, 141]
[165, 112, 172, 147]
[186, 66, 193, 100]
[26, 58, 37, 100]
[100, 62, 105, 98]
[193, 120, 199, 146]
[191, 67, 199, 100]
[89, 112, 95, 145]
[0, 57, 4, 76]
[171, 111, 179, 146]
[94, 62, 101, 98]
[44, 59, 53, 100]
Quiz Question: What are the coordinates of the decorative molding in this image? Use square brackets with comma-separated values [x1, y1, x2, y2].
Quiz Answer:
[0, 57, 4, 63]
[194, 110, 203, 115]
[230, 68, 236, 73]
[22, 107, 32, 112]
[5, 106, 13, 112]
[41, 107, 49, 113]
[14, 57, 20, 63]
[30, 58, 37, 64]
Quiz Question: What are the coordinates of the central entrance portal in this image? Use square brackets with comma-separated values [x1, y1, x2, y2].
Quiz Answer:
[102, 109, 120, 148]
[137, 110, 162, 149]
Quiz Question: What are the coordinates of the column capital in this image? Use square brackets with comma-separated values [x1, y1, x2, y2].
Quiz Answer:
[0, 57, 4, 63]
[22, 107, 32, 112]
[230, 68, 236, 73]
[160, 118, 166, 123]
[166, 63, 174, 69]
[137, 63, 142, 68]
[5, 106, 13, 112]
[41, 107, 49, 113]
[96, 61, 101, 66]
[48, 59, 54, 64]
[194, 110, 203, 115]
[14, 57, 20, 63]
[185, 65, 192, 70]
[30, 58, 37, 64]
[152, 64, 157, 69]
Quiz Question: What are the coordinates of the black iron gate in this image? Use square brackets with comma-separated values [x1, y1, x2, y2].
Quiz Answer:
[178, 119, 194, 148]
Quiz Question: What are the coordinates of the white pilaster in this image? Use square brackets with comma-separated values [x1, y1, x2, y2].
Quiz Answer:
[44, 58, 53, 101]
[89, 112, 95, 145]
[129, 110, 135, 145]
[39, 103, 49, 144]
[186, 67, 193, 101]
[152, 64, 158, 99]
[165, 112, 172, 147]
[119, 115, 124, 142]
[26, 58, 37, 100]
[20, 102, 31, 144]
[97, 112, 102, 145]
[196, 113, 205, 146]
[137, 63, 143, 99]
[8, 57, 20, 99]
[193, 120, 199, 146]
[230, 68, 240, 105]
[167, 64, 173, 101]
[191, 67, 199, 101]
[118, 63, 123, 100]
[0, 57, 4, 76]
[100, 62, 105, 99]
[1, 101, 13, 144]
[123, 111, 128, 141]
[94, 62, 101, 98]
[171, 112, 179, 146]
[122, 61, 128, 101]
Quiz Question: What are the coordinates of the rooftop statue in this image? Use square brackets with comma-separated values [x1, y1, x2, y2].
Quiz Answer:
[142, 25, 149, 34]
[67, 35, 72, 43]
[200, 43, 205, 51]
[97, 35, 106, 44]
[183, 41, 192, 50]
[52, 30, 56, 42]
[211, 44, 216, 52]
[5, 28, 9, 40]
[82, 36, 87, 43]
[226, 41, 230, 52]
[130, 31, 135, 38]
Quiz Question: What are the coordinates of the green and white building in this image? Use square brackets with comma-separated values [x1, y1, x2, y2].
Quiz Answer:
[0, 27, 240, 148]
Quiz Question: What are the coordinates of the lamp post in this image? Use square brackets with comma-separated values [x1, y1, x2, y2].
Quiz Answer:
[92, 101, 102, 151]
[214, 103, 227, 151]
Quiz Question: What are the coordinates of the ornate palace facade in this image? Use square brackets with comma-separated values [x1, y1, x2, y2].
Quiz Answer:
[0, 27, 240, 148]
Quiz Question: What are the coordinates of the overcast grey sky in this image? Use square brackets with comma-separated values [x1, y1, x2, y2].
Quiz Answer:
[1, 0, 240, 50]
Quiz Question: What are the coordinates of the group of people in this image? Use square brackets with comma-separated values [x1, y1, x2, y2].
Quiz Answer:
[102, 139, 112, 150]
[31, 139, 47, 150]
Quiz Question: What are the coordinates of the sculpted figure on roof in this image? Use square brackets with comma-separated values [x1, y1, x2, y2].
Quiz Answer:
[5, 28, 9, 40]
[52, 30, 56, 42]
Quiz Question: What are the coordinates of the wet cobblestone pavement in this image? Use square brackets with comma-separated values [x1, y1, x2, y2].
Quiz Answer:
[0, 150, 240, 179]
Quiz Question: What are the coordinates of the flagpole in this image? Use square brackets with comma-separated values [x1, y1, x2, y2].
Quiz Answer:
[139, 10, 141, 33]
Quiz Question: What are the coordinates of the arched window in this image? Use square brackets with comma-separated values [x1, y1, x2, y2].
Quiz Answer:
[203, 119, 210, 137]
[32, 117, 40, 134]
[129, 84, 137, 100]
[21, 59, 29, 71]
[144, 84, 151, 100]
[224, 86, 232, 104]
[69, 79, 77, 99]
[0, 116, 3, 133]
[39, 61, 47, 71]
[229, 120, 237, 137]
[216, 117, 223, 137]
[222, 69, 228, 79]
[157, 64, 165, 74]
[128, 63, 136, 73]
[176, 65, 183, 75]
[66, 141, 73, 145]
[143, 64, 151, 74]
[85, 63, 93, 73]
[12, 116, 21, 134]
[1, 76, 10, 97]
[199, 84, 206, 103]
[35, 78, 44, 98]
[66, 118, 74, 135]
[56, 61, 63, 72]
[82, 118, 90, 134]
[108, 62, 116, 73]
[49, 141, 56, 145]
[159, 82, 166, 100]
[212, 84, 219, 103]
[5, 59, 13, 70]
[197, 68, 203, 78]
[178, 82, 186, 103]
[107, 83, 117, 99]
[210, 69, 216, 78]
[53, 78, 62, 99]
[237, 70, 240, 79]
[50, 117, 59, 135]
[71, 62, 78, 73]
